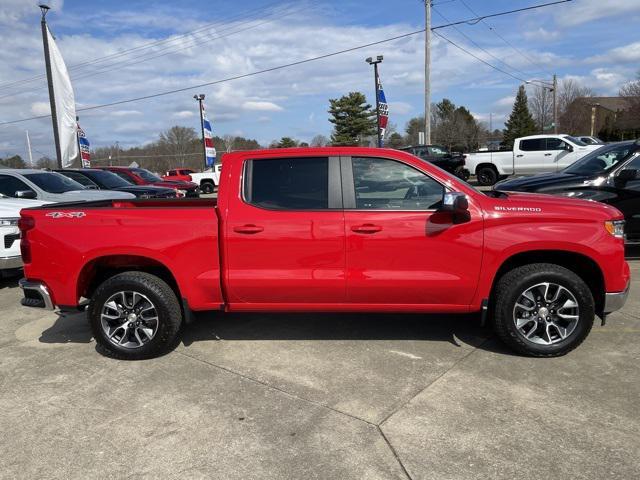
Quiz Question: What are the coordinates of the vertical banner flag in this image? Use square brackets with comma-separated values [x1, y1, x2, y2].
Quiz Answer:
[77, 122, 91, 168]
[47, 26, 77, 167]
[201, 103, 217, 168]
[376, 74, 389, 145]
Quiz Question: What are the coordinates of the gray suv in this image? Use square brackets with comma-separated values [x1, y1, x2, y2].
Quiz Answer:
[0, 169, 135, 202]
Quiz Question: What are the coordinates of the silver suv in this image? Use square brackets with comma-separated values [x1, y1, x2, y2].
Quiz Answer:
[0, 169, 135, 202]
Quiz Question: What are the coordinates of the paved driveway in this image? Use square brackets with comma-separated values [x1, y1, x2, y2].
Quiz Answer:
[0, 258, 638, 479]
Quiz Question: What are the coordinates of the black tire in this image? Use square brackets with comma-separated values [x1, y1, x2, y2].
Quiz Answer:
[493, 263, 594, 357]
[88, 272, 183, 360]
[201, 182, 215, 194]
[476, 166, 498, 186]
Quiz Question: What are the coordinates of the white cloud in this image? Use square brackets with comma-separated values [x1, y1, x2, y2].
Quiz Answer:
[523, 28, 559, 42]
[242, 101, 284, 112]
[30, 102, 50, 116]
[389, 101, 412, 115]
[494, 96, 515, 108]
[587, 41, 640, 64]
[111, 110, 143, 117]
[172, 110, 195, 119]
[557, 0, 640, 26]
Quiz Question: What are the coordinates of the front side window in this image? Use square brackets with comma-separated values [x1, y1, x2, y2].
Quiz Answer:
[351, 157, 444, 210]
[546, 138, 567, 150]
[0, 175, 34, 197]
[133, 168, 162, 182]
[60, 172, 98, 188]
[112, 171, 135, 184]
[428, 145, 448, 157]
[23, 173, 84, 193]
[245, 157, 329, 210]
[564, 143, 635, 175]
[563, 136, 587, 147]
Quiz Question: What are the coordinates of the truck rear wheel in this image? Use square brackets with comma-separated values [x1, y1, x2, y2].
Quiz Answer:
[476, 166, 498, 186]
[200, 181, 215, 194]
[88, 272, 183, 360]
[492, 263, 594, 357]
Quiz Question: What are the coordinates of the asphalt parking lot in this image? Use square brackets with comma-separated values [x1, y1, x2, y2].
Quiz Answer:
[1, 251, 638, 479]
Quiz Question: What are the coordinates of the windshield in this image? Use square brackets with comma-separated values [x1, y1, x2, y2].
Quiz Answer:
[83, 170, 131, 189]
[24, 172, 85, 193]
[563, 136, 588, 147]
[563, 142, 635, 175]
[133, 168, 162, 182]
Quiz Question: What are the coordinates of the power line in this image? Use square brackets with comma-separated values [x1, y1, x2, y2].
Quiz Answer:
[0, 0, 290, 92]
[432, 6, 534, 80]
[432, 30, 533, 84]
[457, 0, 552, 75]
[0, 0, 571, 127]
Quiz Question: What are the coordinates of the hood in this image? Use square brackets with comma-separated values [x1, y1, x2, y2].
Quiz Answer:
[486, 190, 622, 222]
[0, 198, 51, 217]
[58, 190, 136, 201]
[495, 172, 588, 192]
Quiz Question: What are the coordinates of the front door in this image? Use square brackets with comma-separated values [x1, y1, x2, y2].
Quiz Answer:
[611, 155, 640, 242]
[224, 156, 346, 305]
[343, 156, 483, 307]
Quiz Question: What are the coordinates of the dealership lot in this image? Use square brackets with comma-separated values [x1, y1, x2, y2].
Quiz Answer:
[0, 255, 638, 479]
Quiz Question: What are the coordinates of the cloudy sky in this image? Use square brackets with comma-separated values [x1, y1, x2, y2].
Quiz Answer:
[0, 0, 639, 159]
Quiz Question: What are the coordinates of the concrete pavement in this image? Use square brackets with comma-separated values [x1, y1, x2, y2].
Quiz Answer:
[0, 259, 638, 479]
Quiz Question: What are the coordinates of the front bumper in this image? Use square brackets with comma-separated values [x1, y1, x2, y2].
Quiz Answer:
[0, 255, 22, 270]
[19, 279, 54, 310]
[603, 282, 630, 314]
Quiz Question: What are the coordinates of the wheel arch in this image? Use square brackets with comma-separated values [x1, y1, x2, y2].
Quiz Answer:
[488, 250, 605, 315]
[77, 255, 181, 303]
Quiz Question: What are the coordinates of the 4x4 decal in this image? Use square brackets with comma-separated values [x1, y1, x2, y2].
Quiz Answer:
[45, 212, 86, 219]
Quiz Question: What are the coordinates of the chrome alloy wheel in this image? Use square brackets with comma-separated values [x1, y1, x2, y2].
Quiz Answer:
[513, 282, 580, 346]
[100, 291, 159, 349]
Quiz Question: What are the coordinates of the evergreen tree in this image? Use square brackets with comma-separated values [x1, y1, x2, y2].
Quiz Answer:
[271, 137, 298, 148]
[502, 85, 537, 148]
[328, 92, 376, 146]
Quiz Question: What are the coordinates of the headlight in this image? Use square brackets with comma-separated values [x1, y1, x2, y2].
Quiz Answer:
[0, 218, 19, 227]
[604, 220, 625, 239]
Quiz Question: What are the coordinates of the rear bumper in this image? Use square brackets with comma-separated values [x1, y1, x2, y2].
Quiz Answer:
[604, 282, 630, 314]
[0, 255, 22, 270]
[19, 279, 54, 310]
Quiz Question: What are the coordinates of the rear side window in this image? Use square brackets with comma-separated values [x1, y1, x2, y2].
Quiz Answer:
[244, 157, 329, 210]
[519, 139, 545, 151]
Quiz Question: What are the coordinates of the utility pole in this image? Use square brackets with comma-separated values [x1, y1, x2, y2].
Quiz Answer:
[552, 73, 558, 134]
[366, 56, 383, 148]
[115, 141, 119, 166]
[75, 115, 82, 167]
[194, 94, 207, 170]
[39, 4, 62, 169]
[424, 0, 431, 145]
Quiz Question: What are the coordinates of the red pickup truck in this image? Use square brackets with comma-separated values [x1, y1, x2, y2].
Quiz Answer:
[18, 147, 630, 360]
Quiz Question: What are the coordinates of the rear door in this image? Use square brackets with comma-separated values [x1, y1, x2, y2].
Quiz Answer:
[224, 155, 346, 305]
[612, 155, 640, 242]
[517, 138, 550, 173]
[342, 155, 483, 307]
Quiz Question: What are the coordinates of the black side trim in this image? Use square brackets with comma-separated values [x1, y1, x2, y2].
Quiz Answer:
[340, 156, 356, 209]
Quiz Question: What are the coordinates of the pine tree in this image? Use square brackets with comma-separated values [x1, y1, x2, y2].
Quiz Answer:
[328, 92, 377, 146]
[502, 85, 537, 148]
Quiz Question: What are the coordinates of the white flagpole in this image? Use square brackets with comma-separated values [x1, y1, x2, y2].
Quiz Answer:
[26, 130, 33, 167]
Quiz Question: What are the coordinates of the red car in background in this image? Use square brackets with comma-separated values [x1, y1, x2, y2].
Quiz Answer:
[162, 168, 194, 182]
[97, 167, 199, 198]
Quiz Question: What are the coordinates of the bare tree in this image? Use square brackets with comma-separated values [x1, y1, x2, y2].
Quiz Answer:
[310, 134, 329, 147]
[158, 126, 198, 168]
[221, 134, 236, 153]
[529, 86, 553, 133]
[557, 79, 595, 134]
[620, 71, 640, 125]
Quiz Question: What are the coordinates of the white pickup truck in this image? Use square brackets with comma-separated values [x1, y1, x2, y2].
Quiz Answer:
[466, 135, 601, 185]
[163, 165, 223, 194]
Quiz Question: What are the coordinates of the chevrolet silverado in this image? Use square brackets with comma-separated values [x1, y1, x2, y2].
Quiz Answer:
[18, 147, 630, 359]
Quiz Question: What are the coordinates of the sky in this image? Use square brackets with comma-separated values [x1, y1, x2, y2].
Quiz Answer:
[0, 0, 639, 160]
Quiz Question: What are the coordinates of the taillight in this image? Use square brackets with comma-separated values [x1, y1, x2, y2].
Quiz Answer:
[19, 215, 35, 264]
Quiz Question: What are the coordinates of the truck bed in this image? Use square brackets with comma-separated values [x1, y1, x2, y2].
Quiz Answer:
[20, 198, 222, 311]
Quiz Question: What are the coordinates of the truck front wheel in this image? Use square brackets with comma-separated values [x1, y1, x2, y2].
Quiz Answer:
[88, 272, 183, 360]
[493, 263, 594, 357]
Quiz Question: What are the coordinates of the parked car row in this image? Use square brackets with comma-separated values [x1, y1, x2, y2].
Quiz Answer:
[162, 164, 223, 194]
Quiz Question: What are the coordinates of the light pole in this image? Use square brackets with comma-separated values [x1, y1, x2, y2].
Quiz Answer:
[194, 94, 207, 170]
[527, 74, 557, 133]
[39, 3, 63, 169]
[366, 56, 383, 148]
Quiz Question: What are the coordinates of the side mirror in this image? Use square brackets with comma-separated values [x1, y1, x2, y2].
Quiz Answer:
[565, 144, 574, 152]
[441, 192, 469, 212]
[615, 169, 638, 187]
[15, 190, 36, 199]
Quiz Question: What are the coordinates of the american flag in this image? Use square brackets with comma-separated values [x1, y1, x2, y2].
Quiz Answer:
[77, 122, 91, 167]
[377, 75, 389, 145]
[201, 104, 217, 167]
